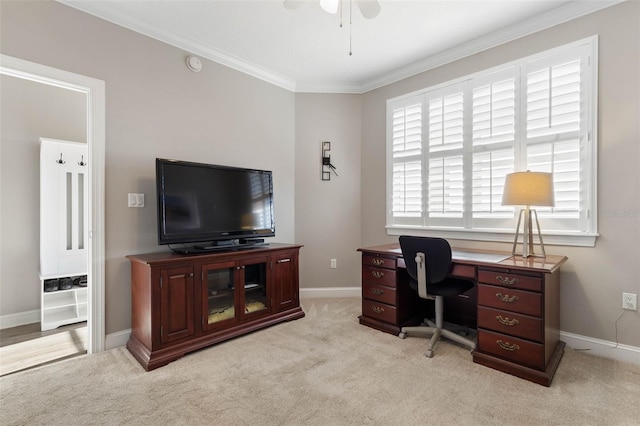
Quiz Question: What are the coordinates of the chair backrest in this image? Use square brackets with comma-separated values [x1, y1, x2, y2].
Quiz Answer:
[399, 236, 453, 286]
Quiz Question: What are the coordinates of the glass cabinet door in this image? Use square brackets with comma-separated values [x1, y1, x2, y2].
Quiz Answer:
[203, 261, 236, 329]
[242, 260, 269, 318]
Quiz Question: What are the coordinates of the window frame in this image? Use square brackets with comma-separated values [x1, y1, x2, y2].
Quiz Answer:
[386, 36, 598, 247]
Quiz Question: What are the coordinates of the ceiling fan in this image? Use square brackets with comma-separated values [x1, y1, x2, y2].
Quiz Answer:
[283, 0, 381, 55]
[283, 0, 381, 19]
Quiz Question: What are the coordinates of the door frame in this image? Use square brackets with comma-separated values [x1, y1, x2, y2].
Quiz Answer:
[0, 54, 106, 353]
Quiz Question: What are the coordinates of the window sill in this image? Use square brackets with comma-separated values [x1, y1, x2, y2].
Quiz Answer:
[386, 225, 597, 247]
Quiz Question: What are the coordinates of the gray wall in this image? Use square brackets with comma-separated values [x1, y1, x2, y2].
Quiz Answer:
[294, 93, 362, 289]
[361, 1, 640, 347]
[0, 75, 86, 315]
[1, 1, 296, 334]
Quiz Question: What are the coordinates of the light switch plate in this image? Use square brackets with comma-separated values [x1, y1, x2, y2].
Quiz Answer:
[128, 193, 144, 207]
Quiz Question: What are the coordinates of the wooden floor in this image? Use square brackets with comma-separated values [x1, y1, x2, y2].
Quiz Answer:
[0, 322, 87, 376]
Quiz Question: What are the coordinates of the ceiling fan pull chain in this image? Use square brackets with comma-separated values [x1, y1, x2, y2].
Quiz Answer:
[349, 0, 353, 56]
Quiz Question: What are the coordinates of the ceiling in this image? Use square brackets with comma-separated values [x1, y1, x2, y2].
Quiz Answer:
[59, 0, 619, 93]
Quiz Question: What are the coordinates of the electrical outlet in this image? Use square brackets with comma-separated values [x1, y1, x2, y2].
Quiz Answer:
[330, 259, 337, 269]
[622, 293, 637, 311]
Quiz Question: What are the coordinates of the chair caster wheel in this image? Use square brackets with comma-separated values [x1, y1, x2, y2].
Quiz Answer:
[398, 332, 406, 339]
[424, 351, 434, 358]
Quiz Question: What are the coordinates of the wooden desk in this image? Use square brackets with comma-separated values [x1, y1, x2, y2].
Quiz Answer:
[357, 243, 567, 386]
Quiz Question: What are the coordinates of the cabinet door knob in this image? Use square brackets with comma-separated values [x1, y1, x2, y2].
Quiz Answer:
[189, 273, 194, 277]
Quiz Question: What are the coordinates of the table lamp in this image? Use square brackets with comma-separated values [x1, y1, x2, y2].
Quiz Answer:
[501, 171, 555, 258]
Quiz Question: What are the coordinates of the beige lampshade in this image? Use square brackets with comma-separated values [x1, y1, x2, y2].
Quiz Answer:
[501, 171, 555, 207]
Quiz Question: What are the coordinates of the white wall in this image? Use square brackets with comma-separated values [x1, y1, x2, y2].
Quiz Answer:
[294, 94, 361, 289]
[0, 75, 86, 316]
[361, 1, 640, 347]
[0, 1, 295, 334]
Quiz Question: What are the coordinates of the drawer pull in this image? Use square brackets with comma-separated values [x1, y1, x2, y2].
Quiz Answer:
[371, 305, 385, 314]
[371, 258, 384, 266]
[496, 275, 519, 286]
[371, 288, 384, 295]
[371, 271, 385, 279]
[277, 258, 291, 264]
[497, 340, 520, 352]
[495, 293, 519, 303]
[496, 315, 520, 326]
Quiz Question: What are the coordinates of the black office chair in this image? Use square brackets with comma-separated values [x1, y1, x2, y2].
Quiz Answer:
[398, 235, 476, 357]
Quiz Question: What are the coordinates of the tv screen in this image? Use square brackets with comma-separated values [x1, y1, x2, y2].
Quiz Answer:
[156, 158, 275, 250]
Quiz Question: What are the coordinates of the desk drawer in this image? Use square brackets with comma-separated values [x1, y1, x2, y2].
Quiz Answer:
[477, 329, 544, 370]
[362, 266, 396, 287]
[477, 306, 543, 342]
[362, 282, 396, 306]
[362, 255, 396, 270]
[362, 299, 396, 324]
[478, 284, 542, 317]
[478, 269, 542, 292]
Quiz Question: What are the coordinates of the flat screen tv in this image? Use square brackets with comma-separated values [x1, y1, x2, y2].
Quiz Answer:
[156, 158, 275, 253]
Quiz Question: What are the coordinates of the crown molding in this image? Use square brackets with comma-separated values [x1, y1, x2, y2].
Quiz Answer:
[58, 0, 624, 94]
[57, 0, 297, 92]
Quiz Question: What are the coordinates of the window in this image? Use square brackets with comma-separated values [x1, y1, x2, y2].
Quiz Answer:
[386, 37, 597, 246]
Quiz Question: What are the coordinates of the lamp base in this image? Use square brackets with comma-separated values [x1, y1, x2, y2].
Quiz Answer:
[511, 207, 546, 258]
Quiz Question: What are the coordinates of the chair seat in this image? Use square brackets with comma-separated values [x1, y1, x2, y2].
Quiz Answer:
[409, 278, 474, 298]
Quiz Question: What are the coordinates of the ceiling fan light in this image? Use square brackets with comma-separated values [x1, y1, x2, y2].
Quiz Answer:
[356, 0, 381, 19]
[320, 0, 339, 14]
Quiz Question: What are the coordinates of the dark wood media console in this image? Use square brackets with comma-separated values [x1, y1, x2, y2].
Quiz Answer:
[126, 243, 304, 371]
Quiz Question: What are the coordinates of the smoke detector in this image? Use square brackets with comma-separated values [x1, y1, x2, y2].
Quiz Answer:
[186, 56, 202, 73]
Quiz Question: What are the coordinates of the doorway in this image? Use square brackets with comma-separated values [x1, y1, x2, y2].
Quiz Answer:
[0, 55, 105, 370]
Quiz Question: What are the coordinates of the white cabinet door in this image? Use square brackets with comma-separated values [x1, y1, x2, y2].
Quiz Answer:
[40, 138, 88, 277]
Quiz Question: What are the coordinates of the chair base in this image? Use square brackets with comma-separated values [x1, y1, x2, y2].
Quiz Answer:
[399, 322, 476, 358]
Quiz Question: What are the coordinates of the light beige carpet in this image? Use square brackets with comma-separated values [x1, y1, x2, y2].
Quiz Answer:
[1, 298, 639, 425]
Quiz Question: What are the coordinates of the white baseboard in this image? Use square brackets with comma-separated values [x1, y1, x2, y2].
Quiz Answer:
[560, 331, 640, 365]
[300, 287, 361, 298]
[0, 310, 39, 330]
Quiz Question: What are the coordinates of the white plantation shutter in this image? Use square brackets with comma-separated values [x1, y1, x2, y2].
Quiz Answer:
[386, 37, 596, 242]
[472, 75, 516, 146]
[390, 99, 423, 221]
[392, 161, 422, 217]
[523, 47, 590, 231]
[526, 140, 580, 216]
[471, 71, 516, 225]
[526, 59, 581, 138]
[472, 149, 514, 216]
[428, 155, 463, 218]
[426, 89, 464, 224]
